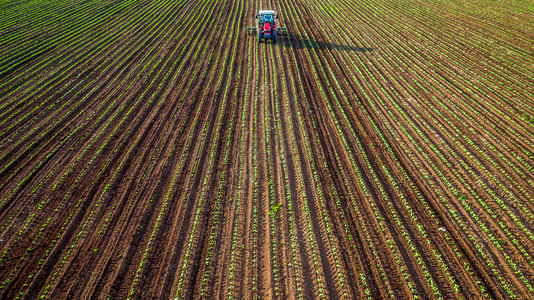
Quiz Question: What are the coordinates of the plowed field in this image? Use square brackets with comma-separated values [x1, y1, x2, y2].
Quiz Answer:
[1, 0, 534, 298]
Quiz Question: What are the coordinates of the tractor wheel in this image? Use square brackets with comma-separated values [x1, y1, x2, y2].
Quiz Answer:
[273, 30, 277, 43]
[258, 31, 261, 43]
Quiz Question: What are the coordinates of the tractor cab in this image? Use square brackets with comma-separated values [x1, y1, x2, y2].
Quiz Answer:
[259, 12, 274, 26]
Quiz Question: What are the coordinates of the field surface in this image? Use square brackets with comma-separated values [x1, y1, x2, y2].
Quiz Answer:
[1, 0, 534, 298]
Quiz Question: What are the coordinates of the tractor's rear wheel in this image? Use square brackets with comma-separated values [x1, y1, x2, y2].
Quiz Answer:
[273, 30, 277, 43]
[258, 31, 261, 43]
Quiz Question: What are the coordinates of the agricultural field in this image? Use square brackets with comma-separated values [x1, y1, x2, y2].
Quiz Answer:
[1, 0, 534, 297]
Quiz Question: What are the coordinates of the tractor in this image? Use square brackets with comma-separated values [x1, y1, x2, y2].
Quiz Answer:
[246, 10, 287, 43]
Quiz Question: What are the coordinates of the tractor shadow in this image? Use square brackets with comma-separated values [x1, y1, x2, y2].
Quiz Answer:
[281, 35, 373, 53]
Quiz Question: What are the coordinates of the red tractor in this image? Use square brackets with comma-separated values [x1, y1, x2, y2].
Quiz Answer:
[246, 10, 287, 43]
